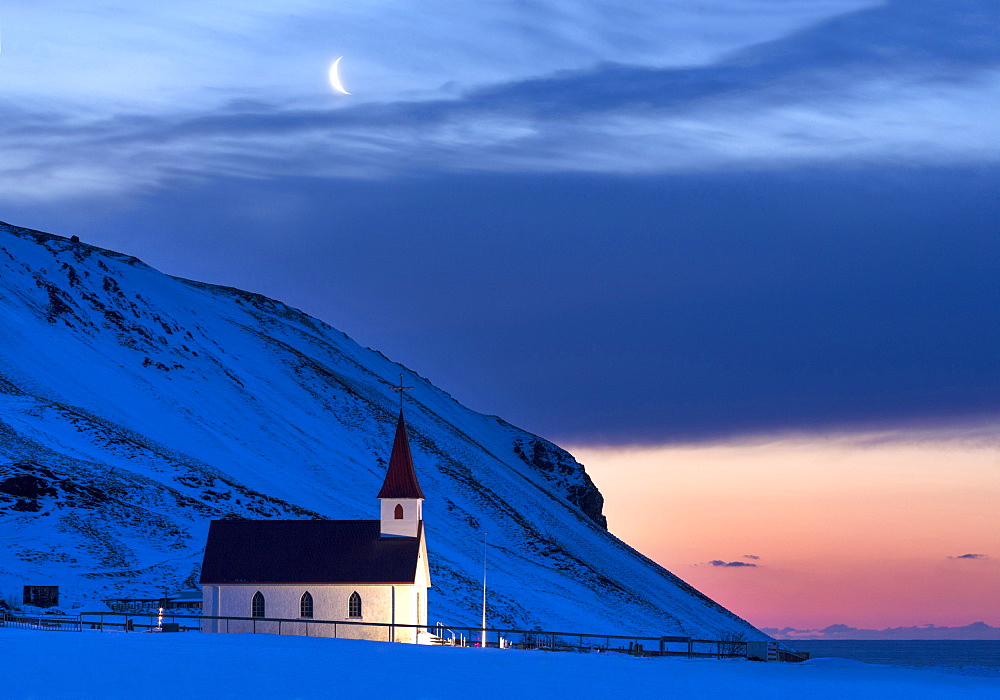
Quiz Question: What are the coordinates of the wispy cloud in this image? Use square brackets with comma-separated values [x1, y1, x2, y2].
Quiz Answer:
[0, 0, 878, 110]
[709, 559, 759, 568]
[2, 1, 997, 202]
[743, 554, 760, 560]
[948, 553, 988, 560]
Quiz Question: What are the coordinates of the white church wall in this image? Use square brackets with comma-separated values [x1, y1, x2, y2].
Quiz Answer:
[201, 583, 428, 642]
[379, 498, 422, 537]
[416, 533, 432, 589]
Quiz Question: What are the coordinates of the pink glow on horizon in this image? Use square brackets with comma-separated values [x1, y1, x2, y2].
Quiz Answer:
[571, 433, 999, 630]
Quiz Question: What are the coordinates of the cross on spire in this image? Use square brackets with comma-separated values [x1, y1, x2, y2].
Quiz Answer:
[377, 393, 425, 500]
[392, 373, 413, 413]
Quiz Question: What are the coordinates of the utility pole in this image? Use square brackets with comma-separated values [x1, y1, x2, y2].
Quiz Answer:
[481, 531, 488, 649]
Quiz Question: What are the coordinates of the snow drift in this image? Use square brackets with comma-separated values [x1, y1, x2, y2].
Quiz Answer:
[4, 628, 999, 700]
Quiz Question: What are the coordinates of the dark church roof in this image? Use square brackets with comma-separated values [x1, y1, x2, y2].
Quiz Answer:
[199, 520, 421, 585]
[377, 411, 425, 499]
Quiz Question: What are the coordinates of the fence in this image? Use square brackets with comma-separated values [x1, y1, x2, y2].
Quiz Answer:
[59, 611, 808, 662]
[0, 613, 83, 632]
[103, 597, 201, 612]
[1, 609, 808, 662]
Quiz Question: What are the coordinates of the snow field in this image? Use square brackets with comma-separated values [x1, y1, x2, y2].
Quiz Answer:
[1, 628, 998, 699]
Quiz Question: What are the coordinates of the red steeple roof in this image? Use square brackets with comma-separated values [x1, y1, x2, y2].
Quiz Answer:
[377, 411, 425, 499]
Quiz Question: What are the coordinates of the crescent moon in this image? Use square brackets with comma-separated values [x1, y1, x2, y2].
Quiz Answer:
[329, 56, 351, 95]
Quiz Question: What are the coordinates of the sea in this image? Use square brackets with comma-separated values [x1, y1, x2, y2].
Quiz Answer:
[786, 640, 1000, 676]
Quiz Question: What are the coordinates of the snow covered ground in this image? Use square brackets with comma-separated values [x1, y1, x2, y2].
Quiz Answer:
[1, 628, 997, 699]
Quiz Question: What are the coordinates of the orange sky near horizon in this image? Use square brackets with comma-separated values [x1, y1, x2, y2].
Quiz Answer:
[572, 433, 999, 631]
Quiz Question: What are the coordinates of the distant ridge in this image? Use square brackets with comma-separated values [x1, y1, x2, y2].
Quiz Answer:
[764, 621, 1000, 640]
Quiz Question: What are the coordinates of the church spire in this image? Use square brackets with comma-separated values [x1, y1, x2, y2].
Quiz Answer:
[377, 410, 425, 499]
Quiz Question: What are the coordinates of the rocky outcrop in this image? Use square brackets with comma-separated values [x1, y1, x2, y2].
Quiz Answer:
[512, 438, 607, 528]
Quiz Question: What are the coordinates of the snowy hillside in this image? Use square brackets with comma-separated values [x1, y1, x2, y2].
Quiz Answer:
[0, 220, 764, 639]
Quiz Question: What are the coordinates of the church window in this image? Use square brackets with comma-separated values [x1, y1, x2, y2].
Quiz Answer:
[300, 591, 313, 619]
[348, 591, 362, 618]
[394, 503, 404, 519]
[251, 591, 265, 618]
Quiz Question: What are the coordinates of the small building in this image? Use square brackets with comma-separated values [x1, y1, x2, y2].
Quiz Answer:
[23, 585, 59, 608]
[199, 410, 430, 642]
[167, 589, 203, 610]
[103, 590, 203, 613]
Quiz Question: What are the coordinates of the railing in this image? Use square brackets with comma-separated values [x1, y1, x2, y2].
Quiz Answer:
[2, 610, 808, 662]
[103, 597, 202, 613]
[0, 613, 83, 632]
[67, 611, 807, 661]
[776, 648, 811, 663]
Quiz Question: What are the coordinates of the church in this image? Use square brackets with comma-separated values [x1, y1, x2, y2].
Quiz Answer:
[199, 409, 431, 642]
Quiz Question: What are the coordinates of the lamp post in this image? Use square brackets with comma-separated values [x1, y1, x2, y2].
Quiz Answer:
[481, 531, 488, 649]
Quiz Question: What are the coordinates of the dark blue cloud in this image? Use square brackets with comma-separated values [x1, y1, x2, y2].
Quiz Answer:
[948, 553, 988, 560]
[466, 0, 1000, 111]
[709, 560, 759, 568]
[7, 164, 997, 444]
[1, 1, 997, 446]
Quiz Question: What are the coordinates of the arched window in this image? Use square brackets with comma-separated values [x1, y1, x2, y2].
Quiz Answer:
[251, 591, 265, 618]
[394, 503, 404, 519]
[348, 591, 362, 618]
[300, 591, 313, 619]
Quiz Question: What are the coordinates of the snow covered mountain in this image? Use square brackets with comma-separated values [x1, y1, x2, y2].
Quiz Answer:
[0, 220, 766, 640]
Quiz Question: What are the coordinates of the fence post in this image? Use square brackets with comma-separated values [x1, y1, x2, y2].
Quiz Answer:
[659, 637, 665, 657]
[687, 639, 693, 658]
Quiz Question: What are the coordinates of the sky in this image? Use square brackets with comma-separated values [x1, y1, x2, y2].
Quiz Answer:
[1, 1, 997, 633]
